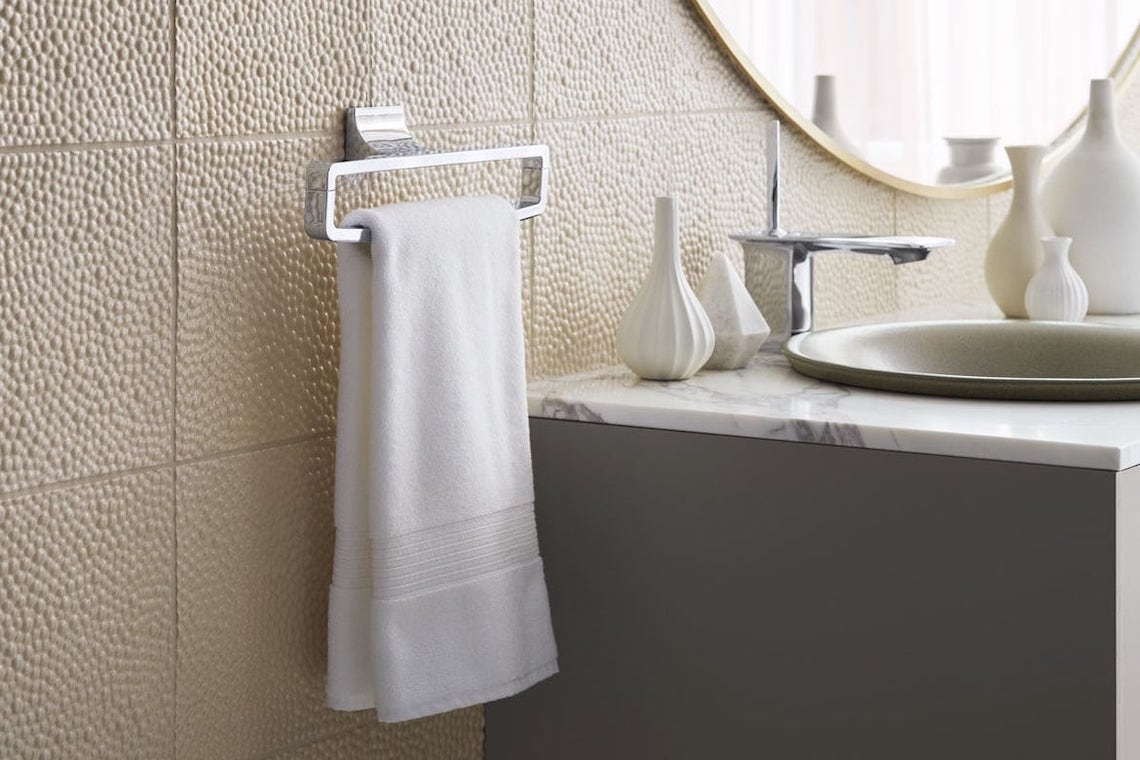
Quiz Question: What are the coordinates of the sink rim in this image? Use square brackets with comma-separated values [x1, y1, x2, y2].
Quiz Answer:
[783, 319, 1140, 401]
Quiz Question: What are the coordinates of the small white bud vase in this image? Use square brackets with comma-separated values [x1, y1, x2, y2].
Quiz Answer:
[696, 252, 770, 370]
[616, 196, 714, 380]
[1024, 236, 1089, 322]
[1042, 79, 1140, 314]
[985, 145, 1052, 318]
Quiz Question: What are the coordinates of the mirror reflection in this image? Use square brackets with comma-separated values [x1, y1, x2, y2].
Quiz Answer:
[704, 0, 1140, 186]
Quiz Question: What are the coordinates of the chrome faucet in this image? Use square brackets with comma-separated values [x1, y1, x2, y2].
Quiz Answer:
[734, 121, 953, 338]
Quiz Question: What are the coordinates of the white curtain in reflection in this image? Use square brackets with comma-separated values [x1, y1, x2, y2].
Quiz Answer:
[714, 0, 1140, 182]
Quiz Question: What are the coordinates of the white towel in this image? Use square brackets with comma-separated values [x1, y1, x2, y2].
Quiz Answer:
[326, 195, 558, 723]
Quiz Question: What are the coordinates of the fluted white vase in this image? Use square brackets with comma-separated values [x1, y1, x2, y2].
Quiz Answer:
[617, 197, 714, 380]
[1042, 78, 1140, 314]
[1024, 236, 1089, 322]
[811, 75, 860, 156]
[985, 145, 1052, 318]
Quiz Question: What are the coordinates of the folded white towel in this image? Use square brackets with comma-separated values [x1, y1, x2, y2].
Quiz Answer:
[327, 196, 558, 723]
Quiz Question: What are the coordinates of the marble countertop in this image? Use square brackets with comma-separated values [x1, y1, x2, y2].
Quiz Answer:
[528, 304, 1140, 472]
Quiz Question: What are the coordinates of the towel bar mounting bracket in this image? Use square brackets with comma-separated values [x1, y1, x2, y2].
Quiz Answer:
[304, 106, 549, 243]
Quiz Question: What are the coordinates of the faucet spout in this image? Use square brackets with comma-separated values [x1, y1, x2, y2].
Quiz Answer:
[732, 233, 951, 337]
[734, 119, 953, 339]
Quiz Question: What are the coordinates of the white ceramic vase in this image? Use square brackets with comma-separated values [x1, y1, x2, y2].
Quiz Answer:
[616, 197, 714, 380]
[696, 252, 770, 370]
[936, 137, 1003, 184]
[811, 75, 860, 156]
[1041, 78, 1140, 314]
[1024, 236, 1089, 322]
[985, 145, 1052, 318]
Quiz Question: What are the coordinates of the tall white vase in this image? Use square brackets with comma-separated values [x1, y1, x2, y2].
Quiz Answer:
[1041, 78, 1140, 314]
[985, 145, 1052, 318]
[811, 75, 860, 157]
[1024, 236, 1089, 322]
[616, 197, 714, 380]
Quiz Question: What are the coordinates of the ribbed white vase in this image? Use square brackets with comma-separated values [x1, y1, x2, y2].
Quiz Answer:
[985, 145, 1052, 318]
[616, 197, 714, 380]
[1024, 236, 1089, 322]
[1041, 78, 1140, 314]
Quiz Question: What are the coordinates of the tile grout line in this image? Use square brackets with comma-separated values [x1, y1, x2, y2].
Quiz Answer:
[168, 0, 180, 755]
[0, 110, 775, 157]
[175, 432, 337, 468]
[0, 462, 178, 503]
[0, 432, 335, 504]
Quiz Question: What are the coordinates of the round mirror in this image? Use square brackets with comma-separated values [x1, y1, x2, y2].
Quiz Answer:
[693, 0, 1140, 197]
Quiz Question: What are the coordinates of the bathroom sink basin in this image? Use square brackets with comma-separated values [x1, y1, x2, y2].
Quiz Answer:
[783, 320, 1140, 401]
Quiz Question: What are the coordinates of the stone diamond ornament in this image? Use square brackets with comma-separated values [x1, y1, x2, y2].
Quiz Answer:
[696, 253, 771, 370]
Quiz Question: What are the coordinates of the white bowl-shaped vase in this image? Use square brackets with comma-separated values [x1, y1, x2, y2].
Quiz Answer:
[936, 137, 1003, 184]
[985, 145, 1052, 318]
[617, 197, 714, 380]
[1042, 79, 1140, 314]
[1024, 236, 1089, 322]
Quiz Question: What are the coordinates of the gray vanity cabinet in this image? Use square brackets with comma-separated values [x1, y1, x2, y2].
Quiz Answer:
[485, 418, 1140, 760]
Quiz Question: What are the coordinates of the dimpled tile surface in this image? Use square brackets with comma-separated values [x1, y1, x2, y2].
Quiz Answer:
[175, 438, 369, 758]
[176, 138, 341, 460]
[0, 0, 170, 146]
[175, 0, 372, 137]
[376, 0, 533, 126]
[177, 126, 534, 461]
[0, 471, 175, 757]
[271, 709, 482, 759]
[530, 111, 771, 377]
[0, 148, 173, 494]
[534, 0, 759, 119]
[895, 195, 989, 311]
[779, 130, 900, 329]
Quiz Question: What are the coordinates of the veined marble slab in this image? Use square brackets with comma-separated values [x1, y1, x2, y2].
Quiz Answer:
[528, 304, 1140, 472]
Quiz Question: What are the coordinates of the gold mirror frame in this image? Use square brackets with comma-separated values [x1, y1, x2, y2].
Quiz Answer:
[691, 0, 1140, 199]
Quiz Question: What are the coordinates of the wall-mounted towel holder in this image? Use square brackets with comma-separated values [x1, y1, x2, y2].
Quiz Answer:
[304, 106, 549, 243]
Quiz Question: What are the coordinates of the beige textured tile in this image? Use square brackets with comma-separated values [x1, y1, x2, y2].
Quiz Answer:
[176, 138, 341, 460]
[535, 0, 759, 120]
[176, 438, 368, 759]
[780, 129, 899, 328]
[0, 1, 170, 146]
[895, 195, 990, 310]
[0, 471, 175, 758]
[0, 148, 173, 494]
[177, 125, 532, 460]
[272, 709, 482, 759]
[530, 110, 771, 377]
[377, 0, 532, 126]
[176, 0, 372, 137]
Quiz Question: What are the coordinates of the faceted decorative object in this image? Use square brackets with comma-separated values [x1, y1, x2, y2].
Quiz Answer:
[1042, 78, 1140, 314]
[811, 75, 860, 157]
[985, 145, 1052, 318]
[696, 253, 770, 370]
[1024, 236, 1089, 322]
[617, 196, 714, 380]
[936, 137, 1003, 184]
